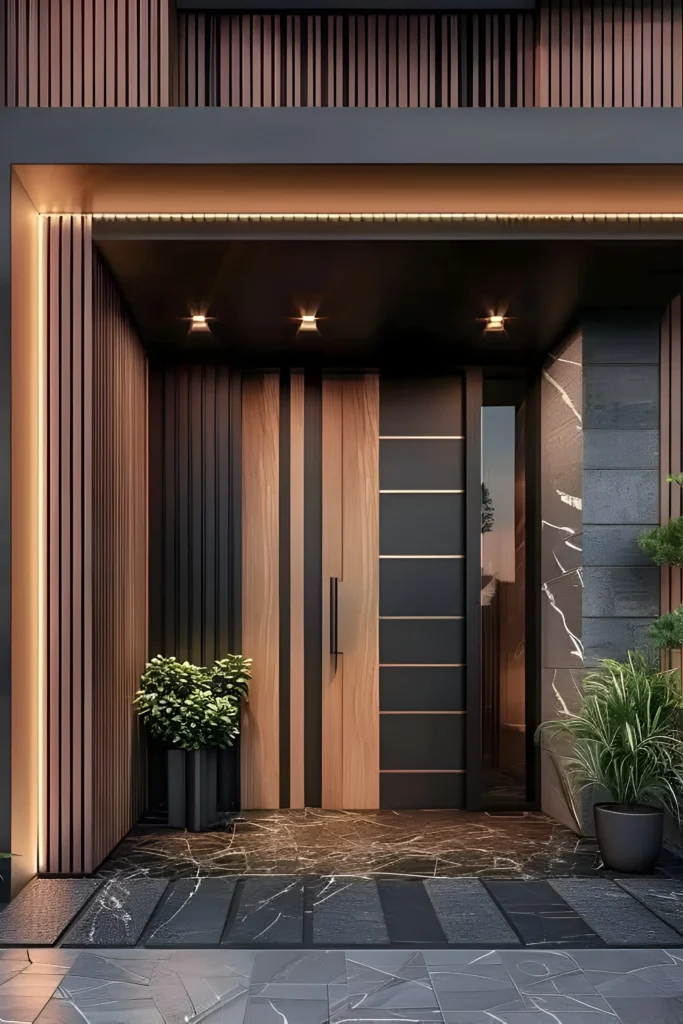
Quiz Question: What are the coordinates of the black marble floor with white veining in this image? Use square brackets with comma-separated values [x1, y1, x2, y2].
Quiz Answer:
[10, 946, 683, 1023]
[97, 809, 608, 880]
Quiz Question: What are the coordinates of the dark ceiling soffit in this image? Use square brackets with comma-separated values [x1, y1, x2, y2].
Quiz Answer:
[5, 108, 683, 165]
[91, 220, 683, 243]
[177, 0, 535, 9]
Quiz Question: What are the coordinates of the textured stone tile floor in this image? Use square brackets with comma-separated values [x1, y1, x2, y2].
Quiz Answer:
[6, 874, 683, 950]
[3, 947, 683, 1023]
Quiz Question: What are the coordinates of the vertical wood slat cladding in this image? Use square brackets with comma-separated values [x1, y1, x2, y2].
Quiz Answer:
[242, 374, 280, 810]
[660, 295, 683, 669]
[91, 249, 148, 871]
[147, 364, 233, 666]
[177, 12, 535, 107]
[45, 216, 92, 873]
[536, 1, 683, 107]
[3, 0, 170, 106]
[45, 218, 147, 873]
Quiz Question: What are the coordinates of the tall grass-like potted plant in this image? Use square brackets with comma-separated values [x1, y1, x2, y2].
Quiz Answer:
[540, 652, 683, 873]
[134, 655, 251, 831]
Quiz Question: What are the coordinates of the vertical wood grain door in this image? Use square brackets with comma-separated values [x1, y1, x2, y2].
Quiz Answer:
[321, 375, 380, 809]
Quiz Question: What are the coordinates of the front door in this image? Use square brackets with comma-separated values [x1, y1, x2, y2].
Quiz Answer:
[320, 374, 467, 810]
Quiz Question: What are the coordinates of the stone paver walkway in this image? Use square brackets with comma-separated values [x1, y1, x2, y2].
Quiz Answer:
[7, 946, 683, 1023]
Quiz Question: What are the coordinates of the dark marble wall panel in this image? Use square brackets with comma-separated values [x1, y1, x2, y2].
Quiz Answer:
[540, 332, 585, 832]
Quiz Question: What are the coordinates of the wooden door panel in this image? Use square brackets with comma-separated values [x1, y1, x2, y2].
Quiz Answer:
[322, 375, 380, 810]
[322, 379, 344, 808]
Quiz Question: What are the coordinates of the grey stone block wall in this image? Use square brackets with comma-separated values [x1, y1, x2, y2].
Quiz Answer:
[582, 311, 661, 667]
[540, 310, 662, 834]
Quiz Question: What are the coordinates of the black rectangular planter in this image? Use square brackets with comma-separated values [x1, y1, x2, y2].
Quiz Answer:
[167, 748, 218, 831]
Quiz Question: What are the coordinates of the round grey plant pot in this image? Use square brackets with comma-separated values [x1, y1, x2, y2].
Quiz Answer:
[594, 803, 663, 874]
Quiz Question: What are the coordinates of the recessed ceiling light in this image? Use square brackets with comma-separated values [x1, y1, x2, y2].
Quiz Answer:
[486, 314, 506, 332]
[476, 313, 512, 334]
[296, 313, 322, 334]
[187, 313, 213, 334]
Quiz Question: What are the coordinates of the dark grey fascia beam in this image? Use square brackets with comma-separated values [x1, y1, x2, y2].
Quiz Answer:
[4, 107, 683, 165]
[177, 1, 536, 9]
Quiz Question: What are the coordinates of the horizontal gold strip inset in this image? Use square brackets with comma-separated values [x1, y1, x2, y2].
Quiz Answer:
[380, 489, 464, 494]
[379, 616, 464, 620]
[380, 555, 465, 559]
[91, 213, 683, 223]
[380, 663, 466, 668]
[380, 769, 466, 774]
[380, 436, 465, 440]
[380, 710, 466, 715]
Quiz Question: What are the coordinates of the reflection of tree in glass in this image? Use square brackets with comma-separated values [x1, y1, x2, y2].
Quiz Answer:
[481, 482, 495, 534]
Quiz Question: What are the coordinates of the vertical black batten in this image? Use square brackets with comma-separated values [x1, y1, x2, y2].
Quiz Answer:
[525, 369, 542, 807]
[304, 370, 323, 808]
[279, 371, 291, 808]
[465, 368, 483, 811]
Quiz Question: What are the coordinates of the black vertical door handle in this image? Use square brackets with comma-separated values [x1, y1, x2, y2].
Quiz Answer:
[330, 576, 339, 675]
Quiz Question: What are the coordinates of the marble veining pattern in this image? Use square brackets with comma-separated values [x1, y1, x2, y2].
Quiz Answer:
[18, 947, 683, 1023]
[98, 809, 606, 879]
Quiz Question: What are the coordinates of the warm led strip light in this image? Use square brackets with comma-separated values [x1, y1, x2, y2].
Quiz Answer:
[87, 211, 683, 222]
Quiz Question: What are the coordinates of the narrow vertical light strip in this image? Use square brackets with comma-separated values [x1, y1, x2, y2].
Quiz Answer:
[37, 214, 47, 873]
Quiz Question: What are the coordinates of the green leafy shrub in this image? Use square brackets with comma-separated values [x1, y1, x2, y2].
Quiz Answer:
[639, 517, 683, 568]
[648, 606, 683, 651]
[538, 652, 683, 817]
[134, 655, 251, 751]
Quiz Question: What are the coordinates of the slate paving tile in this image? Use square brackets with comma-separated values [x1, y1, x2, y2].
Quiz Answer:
[607, 997, 683, 1024]
[330, 1011, 444, 1022]
[223, 877, 304, 946]
[243, 992, 330, 1023]
[66, 951, 161, 984]
[485, 881, 603, 948]
[377, 880, 447, 946]
[62, 878, 169, 947]
[36, 998, 91, 1024]
[56, 996, 165, 1023]
[427, 959, 524, 1014]
[251, 950, 346, 985]
[0, 878, 103, 946]
[311, 879, 389, 946]
[147, 961, 195, 1024]
[550, 878, 683, 947]
[143, 877, 237, 946]
[422, 951, 503, 967]
[345, 949, 439, 1010]
[424, 878, 519, 946]
[616, 878, 683, 937]
[442, 1016, 617, 1024]
[498, 950, 599, 996]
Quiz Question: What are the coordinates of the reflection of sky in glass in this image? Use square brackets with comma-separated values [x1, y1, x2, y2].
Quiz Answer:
[482, 406, 516, 583]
